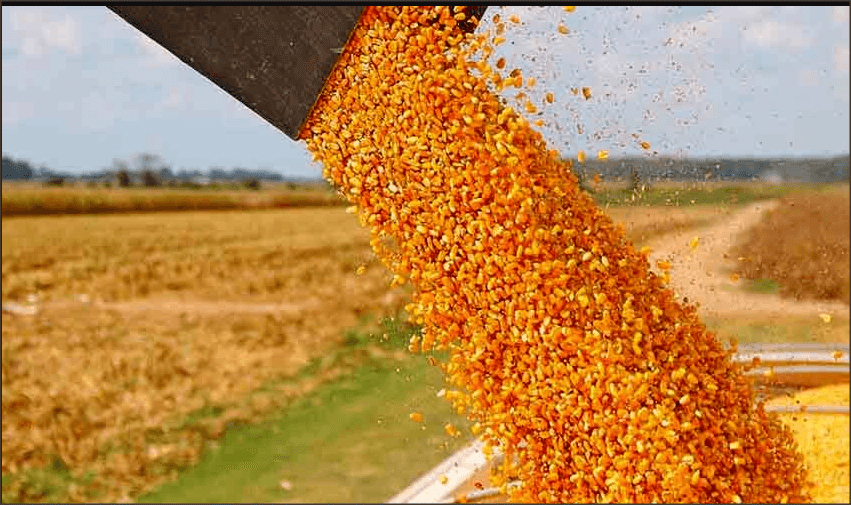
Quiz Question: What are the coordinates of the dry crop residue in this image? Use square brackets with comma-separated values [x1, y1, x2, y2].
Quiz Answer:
[1, 208, 407, 502]
[731, 188, 850, 304]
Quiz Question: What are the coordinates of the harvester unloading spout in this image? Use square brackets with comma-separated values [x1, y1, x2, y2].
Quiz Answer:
[107, 5, 487, 141]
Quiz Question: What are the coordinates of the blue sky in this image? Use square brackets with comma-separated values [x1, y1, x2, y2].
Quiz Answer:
[2, 5, 849, 177]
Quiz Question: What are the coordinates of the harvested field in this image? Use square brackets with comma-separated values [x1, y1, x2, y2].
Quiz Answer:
[604, 205, 729, 246]
[1, 208, 405, 502]
[2, 208, 382, 304]
[1, 184, 345, 217]
[0, 198, 807, 503]
[731, 187, 850, 304]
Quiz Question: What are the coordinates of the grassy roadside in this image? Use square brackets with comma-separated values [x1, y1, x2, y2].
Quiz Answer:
[136, 316, 471, 504]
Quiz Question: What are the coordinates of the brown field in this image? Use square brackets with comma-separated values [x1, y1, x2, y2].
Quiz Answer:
[731, 185, 850, 304]
[1, 208, 404, 501]
[5, 189, 835, 502]
[1, 183, 345, 217]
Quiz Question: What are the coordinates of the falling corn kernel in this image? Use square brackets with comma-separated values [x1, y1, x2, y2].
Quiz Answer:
[570, 87, 579, 95]
[577, 150, 587, 163]
[345, 205, 357, 214]
[445, 423, 460, 437]
[593, 173, 602, 185]
[730, 273, 740, 282]
[302, 7, 810, 503]
[545, 92, 555, 103]
[657, 260, 671, 270]
[557, 23, 569, 35]
[496, 57, 506, 69]
[440, 475, 449, 485]
[819, 313, 832, 323]
[640, 140, 651, 150]
[581, 86, 592, 100]
[596, 150, 609, 160]
[356, 265, 366, 275]
[409, 412, 424, 423]
[509, 14, 520, 24]
[689, 236, 699, 250]
[833, 350, 844, 360]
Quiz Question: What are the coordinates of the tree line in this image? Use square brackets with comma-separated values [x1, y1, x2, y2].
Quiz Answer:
[4, 152, 849, 186]
[1, 153, 296, 187]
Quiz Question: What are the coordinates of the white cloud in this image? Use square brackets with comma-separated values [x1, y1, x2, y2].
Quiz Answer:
[714, 6, 773, 25]
[836, 44, 850, 73]
[744, 19, 815, 51]
[834, 6, 849, 25]
[7, 7, 81, 57]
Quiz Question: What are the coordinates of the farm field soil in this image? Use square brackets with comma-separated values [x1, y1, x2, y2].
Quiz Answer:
[646, 195, 850, 321]
[0, 202, 745, 503]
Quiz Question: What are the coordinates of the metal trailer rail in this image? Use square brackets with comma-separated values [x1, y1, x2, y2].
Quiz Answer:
[388, 343, 850, 504]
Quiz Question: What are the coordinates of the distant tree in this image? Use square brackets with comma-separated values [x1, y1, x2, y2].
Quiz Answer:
[2, 155, 34, 179]
[209, 167, 228, 180]
[117, 170, 131, 187]
[141, 170, 161, 187]
[135, 153, 163, 172]
[45, 177, 65, 187]
[244, 178, 261, 190]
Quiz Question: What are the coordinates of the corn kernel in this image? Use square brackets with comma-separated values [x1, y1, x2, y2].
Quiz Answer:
[302, 8, 811, 503]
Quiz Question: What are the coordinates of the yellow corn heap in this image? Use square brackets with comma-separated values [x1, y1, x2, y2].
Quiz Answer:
[303, 6, 809, 503]
[767, 385, 849, 503]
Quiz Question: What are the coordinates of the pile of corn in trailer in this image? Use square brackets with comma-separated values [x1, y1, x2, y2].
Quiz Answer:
[390, 343, 850, 503]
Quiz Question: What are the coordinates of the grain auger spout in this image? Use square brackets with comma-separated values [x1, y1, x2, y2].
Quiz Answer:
[107, 5, 488, 142]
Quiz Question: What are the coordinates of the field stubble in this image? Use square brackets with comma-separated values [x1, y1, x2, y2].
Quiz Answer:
[0, 183, 346, 217]
[0, 195, 826, 502]
[2, 208, 405, 501]
[731, 186, 850, 304]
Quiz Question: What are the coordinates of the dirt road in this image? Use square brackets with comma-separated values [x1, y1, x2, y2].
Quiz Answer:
[646, 200, 850, 320]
